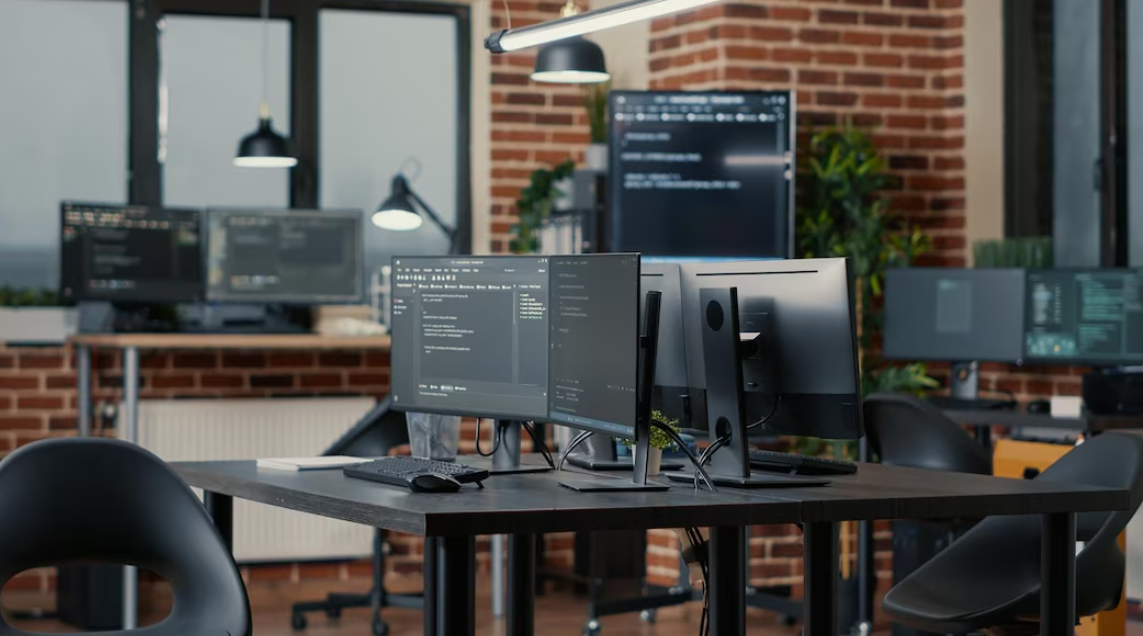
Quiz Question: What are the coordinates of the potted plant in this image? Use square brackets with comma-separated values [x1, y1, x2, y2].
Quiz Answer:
[582, 81, 610, 171]
[511, 159, 576, 254]
[0, 287, 77, 345]
[619, 410, 680, 475]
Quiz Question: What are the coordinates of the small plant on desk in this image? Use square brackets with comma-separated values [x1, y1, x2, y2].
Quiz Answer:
[619, 411, 680, 475]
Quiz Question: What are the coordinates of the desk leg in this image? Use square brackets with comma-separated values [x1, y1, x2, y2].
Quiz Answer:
[1042, 512, 1077, 636]
[804, 522, 839, 636]
[203, 491, 234, 552]
[492, 535, 504, 619]
[507, 533, 535, 636]
[76, 345, 92, 437]
[121, 346, 140, 630]
[709, 526, 746, 636]
[437, 536, 476, 636]
[423, 538, 438, 636]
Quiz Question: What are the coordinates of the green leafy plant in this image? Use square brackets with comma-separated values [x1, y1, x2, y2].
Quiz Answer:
[510, 159, 576, 254]
[796, 122, 936, 397]
[973, 236, 1052, 268]
[0, 287, 59, 307]
[583, 81, 610, 144]
[619, 410, 680, 451]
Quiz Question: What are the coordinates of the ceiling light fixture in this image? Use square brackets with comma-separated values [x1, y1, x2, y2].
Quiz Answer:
[234, 0, 296, 168]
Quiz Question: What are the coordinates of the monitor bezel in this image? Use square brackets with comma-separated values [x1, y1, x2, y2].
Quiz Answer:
[58, 201, 205, 304]
[1022, 267, 1143, 366]
[204, 208, 365, 304]
[606, 89, 797, 260]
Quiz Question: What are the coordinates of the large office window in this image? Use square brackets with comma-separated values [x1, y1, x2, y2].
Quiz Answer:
[0, 0, 128, 287]
[160, 15, 292, 208]
[319, 10, 461, 276]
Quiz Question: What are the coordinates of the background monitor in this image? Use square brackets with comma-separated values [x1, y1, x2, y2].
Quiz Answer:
[640, 262, 691, 425]
[206, 209, 363, 303]
[678, 258, 862, 440]
[883, 268, 1027, 363]
[608, 90, 794, 259]
[60, 202, 202, 303]
[548, 254, 641, 439]
[389, 256, 550, 421]
[1024, 269, 1143, 365]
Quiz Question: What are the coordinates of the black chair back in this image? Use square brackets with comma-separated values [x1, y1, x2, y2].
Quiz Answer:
[863, 392, 992, 475]
[0, 438, 250, 636]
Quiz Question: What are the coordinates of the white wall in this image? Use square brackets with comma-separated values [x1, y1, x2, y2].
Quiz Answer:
[964, 0, 1005, 258]
[588, 0, 650, 90]
[0, 0, 128, 287]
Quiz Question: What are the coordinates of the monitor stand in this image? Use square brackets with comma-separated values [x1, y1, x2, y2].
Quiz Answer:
[950, 361, 980, 400]
[463, 420, 552, 475]
[559, 291, 670, 493]
[564, 433, 685, 472]
[664, 287, 829, 488]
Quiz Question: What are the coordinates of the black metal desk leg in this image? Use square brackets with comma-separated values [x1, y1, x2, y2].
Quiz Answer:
[202, 491, 233, 552]
[1041, 512, 1076, 636]
[437, 536, 476, 636]
[507, 533, 535, 636]
[708, 526, 746, 636]
[423, 538, 438, 636]
[804, 522, 839, 636]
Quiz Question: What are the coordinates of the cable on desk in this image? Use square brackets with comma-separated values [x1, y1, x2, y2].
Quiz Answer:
[522, 421, 555, 468]
[651, 421, 716, 492]
[474, 418, 503, 457]
[746, 394, 782, 430]
[556, 429, 594, 471]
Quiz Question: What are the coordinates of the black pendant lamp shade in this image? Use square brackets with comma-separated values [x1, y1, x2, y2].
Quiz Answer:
[234, 116, 297, 168]
[531, 35, 609, 84]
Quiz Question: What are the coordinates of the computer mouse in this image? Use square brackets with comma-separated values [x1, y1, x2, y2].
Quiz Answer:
[407, 472, 462, 494]
[1027, 399, 1051, 415]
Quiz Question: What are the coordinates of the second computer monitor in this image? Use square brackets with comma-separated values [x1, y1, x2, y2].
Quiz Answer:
[1025, 269, 1143, 364]
[678, 257, 862, 440]
[548, 254, 641, 438]
[641, 263, 690, 423]
[389, 256, 551, 420]
[883, 268, 1026, 363]
[206, 209, 363, 303]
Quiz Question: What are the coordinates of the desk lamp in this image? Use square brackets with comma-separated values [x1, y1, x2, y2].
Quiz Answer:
[373, 174, 458, 254]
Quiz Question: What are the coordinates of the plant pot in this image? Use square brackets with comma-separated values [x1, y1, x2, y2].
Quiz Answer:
[0, 307, 78, 345]
[585, 143, 608, 171]
[647, 447, 662, 475]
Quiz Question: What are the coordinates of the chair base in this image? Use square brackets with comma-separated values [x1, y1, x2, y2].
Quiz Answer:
[290, 587, 423, 636]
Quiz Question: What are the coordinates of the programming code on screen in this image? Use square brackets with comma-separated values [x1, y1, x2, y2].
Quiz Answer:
[1025, 270, 1143, 363]
[390, 257, 550, 420]
[609, 91, 793, 258]
[206, 210, 362, 303]
[548, 255, 639, 435]
[60, 203, 202, 302]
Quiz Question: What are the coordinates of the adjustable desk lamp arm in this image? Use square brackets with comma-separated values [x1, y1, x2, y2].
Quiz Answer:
[408, 187, 459, 254]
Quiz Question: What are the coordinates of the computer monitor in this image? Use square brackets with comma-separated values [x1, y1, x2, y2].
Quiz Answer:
[883, 268, 1027, 363]
[59, 202, 203, 303]
[389, 256, 551, 421]
[608, 90, 795, 258]
[1024, 269, 1143, 365]
[548, 253, 641, 439]
[640, 263, 690, 422]
[678, 257, 862, 440]
[205, 209, 363, 303]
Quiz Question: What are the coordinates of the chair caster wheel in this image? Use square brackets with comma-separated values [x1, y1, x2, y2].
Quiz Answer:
[325, 607, 342, 619]
[372, 617, 389, 636]
[583, 619, 601, 636]
[290, 613, 307, 631]
[639, 609, 656, 623]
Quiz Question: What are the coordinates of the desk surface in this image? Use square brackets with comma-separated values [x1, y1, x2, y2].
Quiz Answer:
[173, 460, 1129, 536]
[945, 409, 1143, 432]
[70, 333, 391, 350]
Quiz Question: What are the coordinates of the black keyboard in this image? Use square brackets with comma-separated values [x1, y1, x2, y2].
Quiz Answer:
[927, 396, 1016, 411]
[344, 457, 489, 488]
[749, 450, 858, 476]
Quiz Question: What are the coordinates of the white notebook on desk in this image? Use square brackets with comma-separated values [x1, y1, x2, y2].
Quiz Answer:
[256, 456, 364, 471]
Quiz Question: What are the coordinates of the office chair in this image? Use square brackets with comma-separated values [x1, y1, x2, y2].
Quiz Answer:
[863, 392, 993, 475]
[0, 437, 250, 636]
[883, 431, 1143, 634]
[291, 398, 420, 636]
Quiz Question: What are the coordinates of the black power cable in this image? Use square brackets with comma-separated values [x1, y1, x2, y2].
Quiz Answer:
[474, 418, 502, 457]
[521, 421, 555, 468]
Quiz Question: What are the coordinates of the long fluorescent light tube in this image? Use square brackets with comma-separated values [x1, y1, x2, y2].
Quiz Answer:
[485, 0, 720, 53]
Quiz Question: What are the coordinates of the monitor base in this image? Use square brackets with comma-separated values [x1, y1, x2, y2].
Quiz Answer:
[565, 456, 684, 472]
[664, 470, 829, 488]
[557, 474, 670, 492]
[462, 455, 552, 475]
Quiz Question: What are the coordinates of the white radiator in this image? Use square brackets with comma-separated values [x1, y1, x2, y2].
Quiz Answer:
[118, 397, 377, 563]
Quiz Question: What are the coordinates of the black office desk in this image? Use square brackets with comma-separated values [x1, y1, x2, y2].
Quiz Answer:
[174, 461, 1128, 636]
